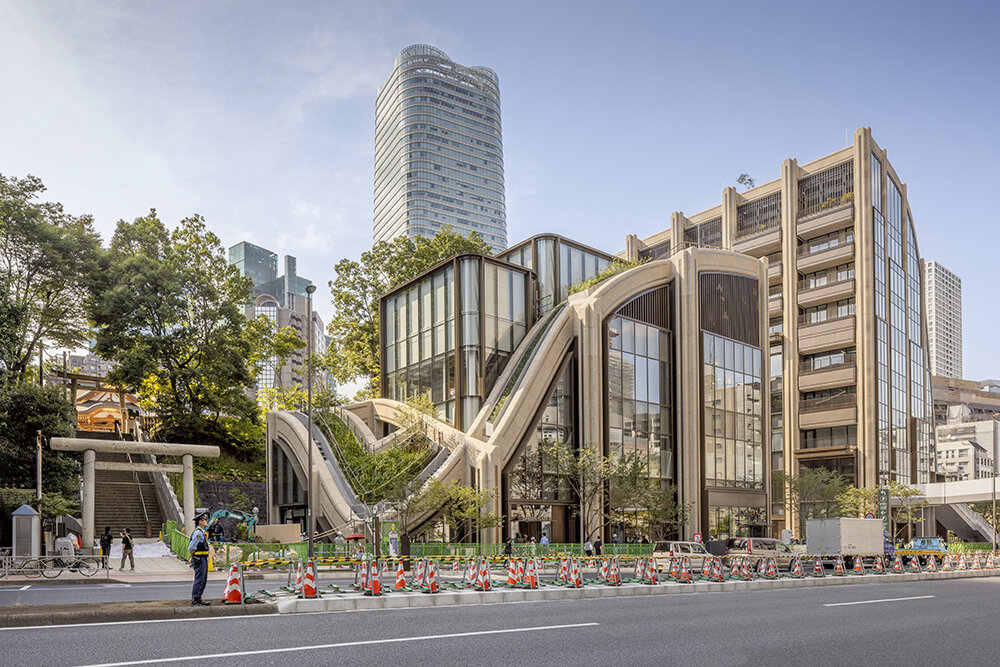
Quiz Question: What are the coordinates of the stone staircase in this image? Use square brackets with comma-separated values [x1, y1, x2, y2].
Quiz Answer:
[74, 431, 166, 539]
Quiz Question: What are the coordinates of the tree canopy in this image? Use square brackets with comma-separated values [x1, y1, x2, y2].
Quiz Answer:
[326, 227, 492, 399]
[0, 173, 104, 382]
[90, 211, 261, 452]
[0, 383, 78, 498]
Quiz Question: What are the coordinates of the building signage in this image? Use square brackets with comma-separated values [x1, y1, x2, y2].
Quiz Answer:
[877, 488, 890, 532]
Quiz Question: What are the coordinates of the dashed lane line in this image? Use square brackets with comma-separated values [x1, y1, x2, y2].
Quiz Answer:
[823, 595, 935, 607]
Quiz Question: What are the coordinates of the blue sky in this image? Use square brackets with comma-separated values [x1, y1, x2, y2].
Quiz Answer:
[1, 0, 998, 379]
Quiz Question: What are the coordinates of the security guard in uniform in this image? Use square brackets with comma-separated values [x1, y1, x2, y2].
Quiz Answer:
[189, 512, 211, 606]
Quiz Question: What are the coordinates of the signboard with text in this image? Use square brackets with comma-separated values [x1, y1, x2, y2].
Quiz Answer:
[877, 488, 890, 533]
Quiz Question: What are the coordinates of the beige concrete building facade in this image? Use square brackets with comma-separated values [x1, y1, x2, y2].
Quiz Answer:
[625, 128, 935, 535]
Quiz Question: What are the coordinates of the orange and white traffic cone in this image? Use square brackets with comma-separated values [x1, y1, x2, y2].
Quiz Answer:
[588, 559, 596, 570]
[368, 558, 382, 596]
[221, 564, 238, 602]
[741, 558, 753, 581]
[942, 554, 953, 572]
[599, 559, 609, 582]
[853, 557, 865, 576]
[679, 557, 692, 584]
[295, 562, 304, 594]
[892, 555, 903, 574]
[302, 560, 317, 599]
[791, 556, 804, 578]
[524, 557, 538, 589]
[414, 558, 426, 587]
[729, 558, 740, 579]
[506, 559, 518, 586]
[558, 558, 569, 582]
[424, 559, 438, 593]
[515, 558, 525, 585]
[359, 557, 369, 591]
[711, 557, 724, 582]
[765, 557, 778, 579]
[607, 558, 621, 586]
[813, 558, 825, 577]
[395, 561, 408, 590]
[644, 558, 659, 585]
[909, 556, 921, 573]
[972, 554, 983, 570]
[452, 558, 460, 572]
[635, 557, 646, 582]
[874, 555, 885, 574]
[834, 555, 846, 576]
[927, 555, 938, 573]
[671, 557, 682, 581]
[957, 554, 968, 570]
[570, 558, 583, 588]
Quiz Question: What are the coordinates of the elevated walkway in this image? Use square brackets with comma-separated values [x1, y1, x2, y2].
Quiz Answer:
[914, 479, 1000, 542]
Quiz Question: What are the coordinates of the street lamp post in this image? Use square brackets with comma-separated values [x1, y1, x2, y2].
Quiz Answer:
[306, 284, 317, 563]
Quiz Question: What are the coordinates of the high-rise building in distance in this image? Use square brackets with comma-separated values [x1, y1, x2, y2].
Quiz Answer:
[924, 260, 962, 379]
[374, 45, 506, 251]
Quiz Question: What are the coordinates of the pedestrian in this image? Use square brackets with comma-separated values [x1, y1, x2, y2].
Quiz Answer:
[504, 537, 514, 558]
[584, 539, 593, 557]
[594, 538, 603, 556]
[641, 535, 650, 544]
[119, 527, 135, 571]
[208, 519, 225, 543]
[99, 526, 113, 569]
[189, 512, 211, 606]
[539, 532, 549, 545]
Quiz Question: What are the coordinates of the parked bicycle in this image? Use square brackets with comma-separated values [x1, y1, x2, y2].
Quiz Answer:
[39, 555, 100, 578]
[0, 549, 45, 579]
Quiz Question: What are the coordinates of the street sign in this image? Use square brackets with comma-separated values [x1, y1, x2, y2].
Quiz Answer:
[693, 532, 702, 543]
[877, 488, 891, 533]
[865, 512, 875, 519]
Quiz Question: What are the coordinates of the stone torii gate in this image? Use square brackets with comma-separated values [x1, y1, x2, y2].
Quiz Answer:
[50, 437, 220, 551]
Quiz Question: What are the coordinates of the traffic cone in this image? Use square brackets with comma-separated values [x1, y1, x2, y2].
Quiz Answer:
[467, 559, 477, 584]
[367, 558, 382, 596]
[813, 558, 825, 577]
[942, 554, 953, 572]
[569, 558, 583, 588]
[607, 558, 621, 586]
[711, 557, 724, 582]
[395, 561, 408, 590]
[927, 555, 938, 573]
[301, 560, 317, 599]
[853, 557, 865, 575]
[972, 554, 983, 570]
[524, 557, 538, 589]
[892, 555, 903, 573]
[957, 554, 967, 570]
[452, 558, 460, 572]
[678, 557, 692, 584]
[834, 555, 846, 576]
[421, 559, 438, 594]
[730, 558, 740, 579]
[588, 559, 596, 569]
[643, 558, 658, 584]
[874, 555, 885, 574]
[909, 556, 921, 573]
[359, 557, 369, 591]
[516, 558, 525, 584]
[481, 557, 492, 591]
[381, 559, 388, 575]
[295, 562, 303, 594]
[791, 556, 804, 578]
[507, 559, 518, 586]
[765, 557, 778, 579]
[414, 558, 426, 587]
[221, 564, 235, 602]
[671, 557, 682, 581]
[635, 557, 646, 582]
[988, 553, 996, 569]
[558, 558, 569, 582]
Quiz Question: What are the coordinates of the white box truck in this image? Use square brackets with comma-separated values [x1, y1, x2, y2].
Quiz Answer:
[806, 518, 887, 568]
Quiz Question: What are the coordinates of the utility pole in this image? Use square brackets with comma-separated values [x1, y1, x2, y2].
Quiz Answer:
[305, 283, 317, 563]
[36, 430, 43, 505]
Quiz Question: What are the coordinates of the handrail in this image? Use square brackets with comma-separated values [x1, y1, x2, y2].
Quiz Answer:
[799, 392, 856, 413]
[799, 353, 857, 374]
[797, 311, 854, 327]
[797, 240, 854, 257]
[797, 276, 853, 292]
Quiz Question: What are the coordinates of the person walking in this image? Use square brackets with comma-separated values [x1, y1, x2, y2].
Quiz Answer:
[594, 538, 603, 556]
[99, 527, 113, 569]
[189, 512, 211, 606]
[584, 539, 594, 557]
[119, 528, 135, 571]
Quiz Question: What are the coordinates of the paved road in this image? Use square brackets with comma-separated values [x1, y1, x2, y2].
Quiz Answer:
[1, 577, 998, 666]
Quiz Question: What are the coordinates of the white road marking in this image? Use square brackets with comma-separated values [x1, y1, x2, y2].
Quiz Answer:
[823, 595, 935, 607]
[74, 622, 600, 666]
[20, 585, 30, 591]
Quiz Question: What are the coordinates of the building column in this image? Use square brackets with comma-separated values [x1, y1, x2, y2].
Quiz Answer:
[82, 449, 95, 552]
[183, 453, 194, 533]
[721, 188, 738, 250]
[781, 158, 800, 533]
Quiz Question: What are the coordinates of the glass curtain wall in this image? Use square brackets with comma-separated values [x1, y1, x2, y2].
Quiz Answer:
[498, 235, 613, 314]
[605, 286, 676, 540]
[504, 354, 578, 543]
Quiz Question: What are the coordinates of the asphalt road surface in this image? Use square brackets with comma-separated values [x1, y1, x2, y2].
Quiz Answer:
[2, 577, 998, 666]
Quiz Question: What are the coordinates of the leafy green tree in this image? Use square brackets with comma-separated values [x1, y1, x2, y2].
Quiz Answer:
[0, 173, 105, 382]
[0, 383, 78, 498]
[775, 467, 849, 536]
[326, 227, 492, 399]
[90, 211, 260, 453]
[245, 316, 306, 411]
[418, 479, 503, 539]
[836, 481, 929, 539]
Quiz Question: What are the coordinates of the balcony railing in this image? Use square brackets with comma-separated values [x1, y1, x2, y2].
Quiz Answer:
[797, 311, 854, 327]
[797, 276, 854, 292]
[798, 161, 854, 219]
[797, 240, 854, 258]
[800, 392, 857, 413]
[799, 353, 857, 374]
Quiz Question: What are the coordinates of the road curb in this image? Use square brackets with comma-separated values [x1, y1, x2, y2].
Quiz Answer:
[0, 599, 277, 628]
[273, 570, 1000, 614]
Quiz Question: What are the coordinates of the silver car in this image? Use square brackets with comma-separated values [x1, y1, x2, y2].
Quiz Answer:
[652, 540, 711, 573]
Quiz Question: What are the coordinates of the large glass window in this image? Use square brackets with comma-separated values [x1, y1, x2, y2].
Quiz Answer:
[702, 331, 764, 489]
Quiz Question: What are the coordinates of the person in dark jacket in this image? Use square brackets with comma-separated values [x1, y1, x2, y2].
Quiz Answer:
[189, 513, 211, 606]
[99, 527, 113, 569]
[593, 538, 603, 556]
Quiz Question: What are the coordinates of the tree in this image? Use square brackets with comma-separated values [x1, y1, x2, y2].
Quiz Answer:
[775, 468, 849, 536]
[245, 316, 306, 412]
[90, 211, 260, 453]
[836, 481, 929, 540]
[0, 173, 105, 382]
[0, 383, 79, 498]
[736, 173, 755, 190]
[326, 227, 492, 399]
[419, 479, 502, 540]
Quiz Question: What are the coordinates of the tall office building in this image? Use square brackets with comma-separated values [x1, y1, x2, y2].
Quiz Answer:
[228, 242, 329, 396]
[627, 127, 934, 536]
[924, 260, 962, 379]
[374, 45, 506, 251]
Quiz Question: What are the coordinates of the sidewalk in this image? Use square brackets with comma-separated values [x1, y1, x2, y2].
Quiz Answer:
[2, 555, 231, 585]
[0, 599, 276, 628]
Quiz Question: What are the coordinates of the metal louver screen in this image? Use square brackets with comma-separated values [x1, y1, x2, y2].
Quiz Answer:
[699, 272, 759, 346]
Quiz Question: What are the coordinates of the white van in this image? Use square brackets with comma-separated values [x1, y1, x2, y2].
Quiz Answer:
[651, 540, 711, 573]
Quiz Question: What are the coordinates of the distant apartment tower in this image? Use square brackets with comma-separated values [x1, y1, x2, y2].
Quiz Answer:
[924, 261, 962, 378]
[374, 45, 506, 251]
[228, 242, 329, 396]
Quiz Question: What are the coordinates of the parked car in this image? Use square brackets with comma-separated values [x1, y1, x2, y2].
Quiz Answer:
[651, 541, 711, 573]
[723, 537, 798, 571]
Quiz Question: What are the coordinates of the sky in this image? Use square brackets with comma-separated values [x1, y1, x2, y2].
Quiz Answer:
[1, 0, 998, 380]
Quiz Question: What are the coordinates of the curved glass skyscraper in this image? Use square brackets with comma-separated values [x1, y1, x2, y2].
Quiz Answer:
[374, 45, 506, 251]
